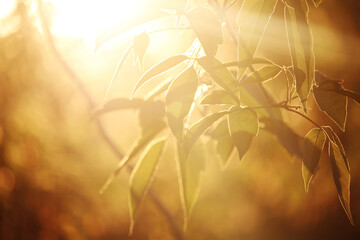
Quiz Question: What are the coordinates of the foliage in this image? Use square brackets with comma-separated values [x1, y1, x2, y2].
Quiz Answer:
[94, 0, 360, 234]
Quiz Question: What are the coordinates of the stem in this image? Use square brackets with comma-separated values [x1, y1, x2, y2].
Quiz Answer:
[36, 1, 182, 239]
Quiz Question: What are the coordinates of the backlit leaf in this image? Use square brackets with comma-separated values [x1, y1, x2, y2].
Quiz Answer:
[240, 65, 282, 85]
[284, 0, 315, 112]
[177, 139, 206, 229]
[132, 32, 150, 71]
[165, 66, 198, 139]
[186, 7, 223, 57]
[212, 119, 234, 169]
[302, 128, 326, 192]
[200, 90, 239, 105]
[236, 0, 278, 80]
[129, 138, 167, 234]
[228, 107, 259, 160]
[313, 82, 348, 131]
[329, 140, 354, 225]
[197, 57, 240, 103]
[94, 97, 144, 116]
[132, 55, 189, 96]
[184, 111, 227, 154]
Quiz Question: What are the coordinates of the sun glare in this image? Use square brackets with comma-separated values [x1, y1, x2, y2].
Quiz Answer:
[45, 0, 140, 46]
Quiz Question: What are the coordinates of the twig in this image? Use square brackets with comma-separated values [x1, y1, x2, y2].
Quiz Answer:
[35, 1, 183, 239]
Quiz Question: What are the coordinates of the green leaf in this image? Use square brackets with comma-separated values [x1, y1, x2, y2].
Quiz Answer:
[284, 0, 315, 112]
[328, 139, 354, 225]
[129, 138, 167, 234]
[200, 90, 239, 105]
[227, 107, 259, 160]
[165, 66, 198, 139]
[240, 65, 282, 85]
[236, 0, 278, 80]
[197, 57, 240, 103]
[302, 128, 326, 192]
[94, 97, 144, 116]
[186, 7, 223, 57]
[132, 32, 150, 71]
[312, 0, 323, 7]
[313, 82, 348, 131]
[262, 117, 303, 158]
[132, 55, 189, 96]
[177, 139, 206, 229]
[184, 111, 228, 154]
[212, 119, 235, 169]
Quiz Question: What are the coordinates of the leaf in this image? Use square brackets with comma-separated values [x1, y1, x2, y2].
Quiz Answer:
[328, 140, 354, 225]
[165, 66, 198, 139]
[302, 128, 326, 192]
[177, 139, 206, 229]
[132, 32, 150, 71]
[313, 82, 348, 131]
[132, 55, 189, 96]
[236, 0, 278, 80]
[197, 57, 240, 103]
[186, 7, 223, 57]
[212, 119, 235, 169]
[200, 90, 239, 105]
[129, 138, 167, 234]
[184, 111, 228, 154]
[262, 117, 303, 158]
[240, 65, 282, 85]
[312, 0, 323, 7]
[227, 107, 259, 160]
[94, 97, 145, 116]
[284, 0, 315, 112]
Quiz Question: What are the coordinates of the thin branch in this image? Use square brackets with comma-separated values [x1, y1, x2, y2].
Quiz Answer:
[35, 1, 183, 239]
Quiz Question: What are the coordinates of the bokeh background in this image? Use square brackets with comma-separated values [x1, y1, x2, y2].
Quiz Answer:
[1, 0, 360, 239]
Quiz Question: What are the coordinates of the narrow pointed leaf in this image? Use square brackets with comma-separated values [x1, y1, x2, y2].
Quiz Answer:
[302, 128, 326, 192]
[132, 32, 150, 71]
[94, 97, 145, 116]
[313, 82, 348, 131]
[197, 57, 240, 103]
[284, 0, 315, 112]
[186, 7, 223, 57]
[329, 140, 354, 225]
[177, 139, 205, 229]
[165, 66, 198, 139]
[240, 65, 282, 85]
[129, 138, 167, 234]
[236, 0, 278, 80]
[184, 111, 227, 154]
[228, 107, 259, 160]
[200, 90, 239, 105]
[212, 119, 235, 168]
[132, 55, 189, 96]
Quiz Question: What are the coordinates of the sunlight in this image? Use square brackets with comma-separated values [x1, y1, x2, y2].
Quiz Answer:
[44, 0, 141, 46]
[0, 0, 17, 19]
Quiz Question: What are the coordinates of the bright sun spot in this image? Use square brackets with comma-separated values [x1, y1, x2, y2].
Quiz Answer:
[45, 0, 140, 46]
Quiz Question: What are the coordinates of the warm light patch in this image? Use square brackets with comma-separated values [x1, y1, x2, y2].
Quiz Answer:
[0, 0, 17, 19]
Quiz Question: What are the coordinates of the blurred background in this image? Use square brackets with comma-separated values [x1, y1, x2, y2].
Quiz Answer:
[0, 0, 359, 239]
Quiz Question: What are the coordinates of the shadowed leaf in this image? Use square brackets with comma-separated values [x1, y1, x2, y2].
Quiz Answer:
[200, 90, 239, 105]
[240, 65, 282, 85]
[284, 0, 315, 112]
[313, 82, 348, 131]
[186, 7, 223, 57]
[132, 32, 150, 71]
[94, 97, 145, 116]
[228, 107, 259, 160]
[329, 139, 354, 225]
[236, 0, 278, 80]
[132, 55, 189, 96]
[165, 66, 198, 139]
[129, 138, 167, 234]
[302, 128, 326, 192]
[197, 57, 240, 103]
[212, 119, 235, 169]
